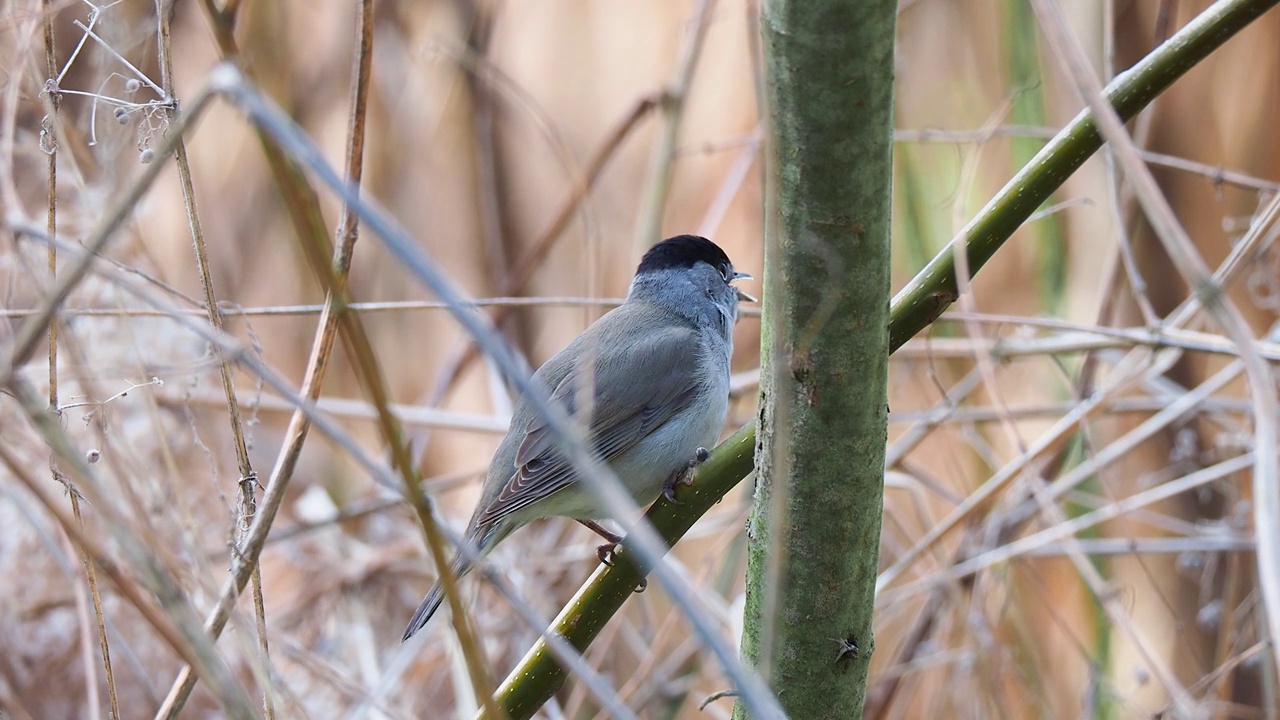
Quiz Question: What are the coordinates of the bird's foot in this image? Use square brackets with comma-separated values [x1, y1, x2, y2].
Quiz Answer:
[593, 543, 645, 589]
[663, 451, 705, 505]
[597, 541, 619, 566]
[588, 535, 648, 591]
[579, 519, 624, 566]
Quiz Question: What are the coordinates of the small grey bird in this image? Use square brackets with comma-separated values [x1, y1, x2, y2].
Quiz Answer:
[401, 235, 751, 642]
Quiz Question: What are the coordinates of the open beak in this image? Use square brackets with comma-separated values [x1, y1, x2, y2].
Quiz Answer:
[731, 271, 756, 302]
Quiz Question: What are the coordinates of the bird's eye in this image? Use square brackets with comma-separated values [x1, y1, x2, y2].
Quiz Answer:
[718, 262, 731, 280]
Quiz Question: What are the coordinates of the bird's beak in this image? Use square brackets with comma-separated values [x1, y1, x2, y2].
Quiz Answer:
[731, 271, 756, 302]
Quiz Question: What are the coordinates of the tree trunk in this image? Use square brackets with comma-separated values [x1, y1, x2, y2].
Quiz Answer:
[735, 0, 896, 717]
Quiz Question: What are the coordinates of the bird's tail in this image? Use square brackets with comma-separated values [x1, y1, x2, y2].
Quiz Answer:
[400, 555, 465, 643]
[400, 523, 503, 642]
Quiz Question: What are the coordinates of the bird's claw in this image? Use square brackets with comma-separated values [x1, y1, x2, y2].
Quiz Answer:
[663, 463, 699, 505]
[598, 541, 619, 566]
[594, 543, 645, 590]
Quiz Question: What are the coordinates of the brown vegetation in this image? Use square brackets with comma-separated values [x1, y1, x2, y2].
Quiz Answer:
[1, 0, 1277, 717]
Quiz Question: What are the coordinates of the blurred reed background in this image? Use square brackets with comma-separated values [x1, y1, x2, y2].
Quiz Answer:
[1, 0, 1278, 717]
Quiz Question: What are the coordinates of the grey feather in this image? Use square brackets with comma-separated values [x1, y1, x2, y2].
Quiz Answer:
[477, 309, 705, 527]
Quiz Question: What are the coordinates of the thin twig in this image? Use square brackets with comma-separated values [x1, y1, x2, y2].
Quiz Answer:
[0, 296, 629, 318]
[896, 322, 1280, 361]
[150, 1, 275, 715]
[0, 380, 258, 719]
[880, 174, 1280, 601]
[67, 19, 165, 97]
[894, 125, 1280, 193]
[883, 453, 1255, 603]
[1033, 0, 1280, 689]
[171, 389, 510, 433]
[40, 4, 121, 718]
[632, 0, 716, 250]
[151, 0, 498, 715]
[423, 95, 661, 408]
[697, 122, 763, 240]
[1, 82, 217, 380]
[875, 343, 1169, 592]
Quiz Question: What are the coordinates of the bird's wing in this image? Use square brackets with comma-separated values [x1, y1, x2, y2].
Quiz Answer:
[474, 323, 704, 527]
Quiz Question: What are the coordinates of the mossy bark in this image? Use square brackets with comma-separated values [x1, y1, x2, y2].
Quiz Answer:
[735, 0, 897, 718]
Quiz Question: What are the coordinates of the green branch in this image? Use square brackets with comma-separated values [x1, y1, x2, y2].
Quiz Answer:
[735, 0, 897, 713]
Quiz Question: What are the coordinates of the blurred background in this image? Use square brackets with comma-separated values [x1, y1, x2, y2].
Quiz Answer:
[1, 0, 1279, 717]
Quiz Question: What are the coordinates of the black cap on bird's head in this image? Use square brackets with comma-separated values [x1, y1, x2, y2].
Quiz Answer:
[635, 234, 755, 302]
[636, 235, 732, 275]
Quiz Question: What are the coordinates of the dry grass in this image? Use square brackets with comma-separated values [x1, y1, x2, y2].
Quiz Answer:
[1, 0, 1278, 718]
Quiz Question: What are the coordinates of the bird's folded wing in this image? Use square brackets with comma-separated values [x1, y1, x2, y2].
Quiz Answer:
[474, 325, 703, 527]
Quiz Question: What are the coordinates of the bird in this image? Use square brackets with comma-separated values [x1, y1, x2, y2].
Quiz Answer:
[401, 234, 752, 642]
